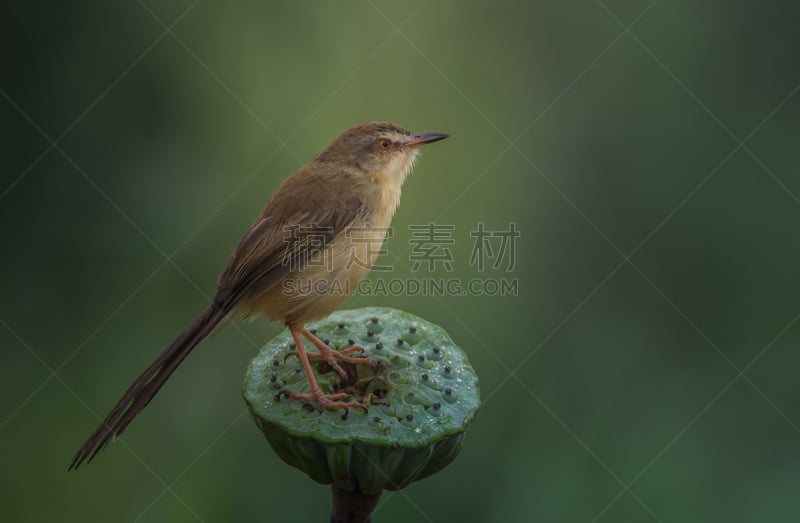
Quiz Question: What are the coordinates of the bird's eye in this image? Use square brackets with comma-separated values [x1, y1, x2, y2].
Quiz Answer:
[378, 139, 392, 150]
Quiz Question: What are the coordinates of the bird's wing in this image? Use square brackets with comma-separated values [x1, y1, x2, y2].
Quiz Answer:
[213, 192, 366, 309]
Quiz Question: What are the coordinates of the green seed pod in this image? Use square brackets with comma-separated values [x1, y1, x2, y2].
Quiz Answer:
[242, 307, 480, 496]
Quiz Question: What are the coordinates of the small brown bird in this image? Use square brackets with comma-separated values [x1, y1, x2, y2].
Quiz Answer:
[70, 122, 448, 469]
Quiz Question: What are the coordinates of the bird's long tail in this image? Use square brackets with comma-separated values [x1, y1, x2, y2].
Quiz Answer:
[69, 304, 228, 470]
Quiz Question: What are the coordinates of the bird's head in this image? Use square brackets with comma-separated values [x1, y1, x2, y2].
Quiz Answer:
[315, 122, 449, 185]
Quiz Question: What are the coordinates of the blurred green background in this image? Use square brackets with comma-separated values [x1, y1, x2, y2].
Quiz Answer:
[3, 1, 800, 521]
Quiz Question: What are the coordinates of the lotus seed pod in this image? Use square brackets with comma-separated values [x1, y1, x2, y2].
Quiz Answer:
[242, 307, 480, 496]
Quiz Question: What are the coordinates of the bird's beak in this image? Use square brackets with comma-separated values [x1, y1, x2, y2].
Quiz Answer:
[404, 131, 450, 148]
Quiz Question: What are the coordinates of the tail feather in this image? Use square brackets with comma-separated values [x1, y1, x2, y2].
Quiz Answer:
[69, 305, 227, 470]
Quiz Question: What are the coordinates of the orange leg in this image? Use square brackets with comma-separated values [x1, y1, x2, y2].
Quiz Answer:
[286, 328, 376, 380]
[283, 325, 363, 410]
[302, 327, 376, 373]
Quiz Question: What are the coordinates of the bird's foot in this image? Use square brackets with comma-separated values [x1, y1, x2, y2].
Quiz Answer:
[338, 345, 367, 356]
[285, 345, 373, 380]
[283, 324, 372, 411]
[281, 389, 365, 411]
[284, 329, 375, 380]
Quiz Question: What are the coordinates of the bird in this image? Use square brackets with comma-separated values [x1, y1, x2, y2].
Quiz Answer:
[69, 121, 449, 469]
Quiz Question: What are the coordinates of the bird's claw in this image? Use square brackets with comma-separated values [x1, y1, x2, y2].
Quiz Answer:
[280, 389, 365, 411]
[285, 345, 375, 380]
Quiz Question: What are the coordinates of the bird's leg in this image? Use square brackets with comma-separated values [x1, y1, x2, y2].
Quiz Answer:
[282, 325, 363, 410]
[302, 327, 376, 374]
[284, 329, 376, 380]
